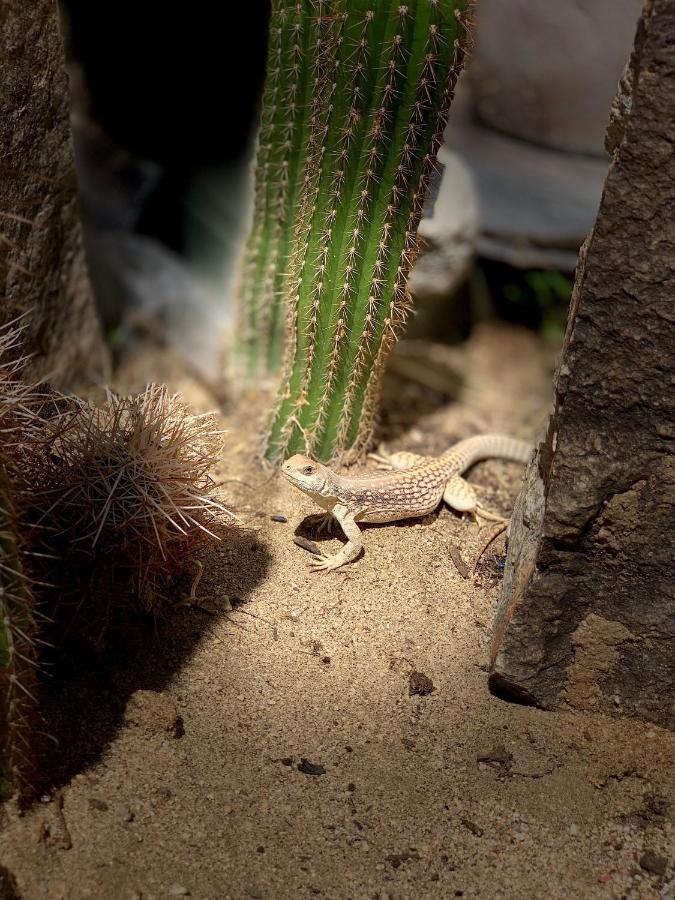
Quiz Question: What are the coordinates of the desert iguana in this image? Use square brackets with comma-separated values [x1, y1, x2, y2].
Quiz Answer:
[281, 435, 531, 572]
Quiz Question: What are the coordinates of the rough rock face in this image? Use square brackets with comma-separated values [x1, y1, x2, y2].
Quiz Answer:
[489, 0, 675, 730]
[0, 0, 108, 386]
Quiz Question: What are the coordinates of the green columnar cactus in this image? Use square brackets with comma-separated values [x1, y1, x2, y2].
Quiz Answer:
[253, 0, 471, 463]
[234, 1, 317, 378]
[0, 464, 39, 801]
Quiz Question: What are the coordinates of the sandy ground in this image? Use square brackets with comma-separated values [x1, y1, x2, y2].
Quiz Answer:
[1, 324, 673, 900]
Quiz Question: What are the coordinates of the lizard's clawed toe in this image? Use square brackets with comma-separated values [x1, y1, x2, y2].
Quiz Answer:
[309, 554, 344, 573]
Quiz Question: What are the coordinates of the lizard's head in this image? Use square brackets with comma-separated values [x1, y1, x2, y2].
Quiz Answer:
[281, 454, 334, 497]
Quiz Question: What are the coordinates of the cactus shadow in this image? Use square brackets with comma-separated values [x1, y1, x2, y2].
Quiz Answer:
[40, 533, 272, 795]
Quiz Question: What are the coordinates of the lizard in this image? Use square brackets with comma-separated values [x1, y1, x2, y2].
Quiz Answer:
[281, 434, 532, 572]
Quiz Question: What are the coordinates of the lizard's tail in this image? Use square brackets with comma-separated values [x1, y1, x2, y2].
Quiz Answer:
[443, 434, 533, 472]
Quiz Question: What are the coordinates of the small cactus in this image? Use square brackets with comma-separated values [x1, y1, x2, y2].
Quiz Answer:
[27, 384, 233, 646]
[233, 0, 473, 462]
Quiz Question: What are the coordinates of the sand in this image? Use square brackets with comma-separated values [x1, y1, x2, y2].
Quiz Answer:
[1, 324, 673, 900]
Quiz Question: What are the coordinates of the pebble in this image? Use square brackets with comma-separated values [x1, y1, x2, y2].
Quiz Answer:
[409, 671, 435, 696]
[168, 885, 190, 897]
[569, 824, 579, 836]
[118, 805, 134, 824]
[293, 535, 321, 555]
[639, 850, 667, 876]
[297, 758, 326, 776]
[270, 514, 288, 523]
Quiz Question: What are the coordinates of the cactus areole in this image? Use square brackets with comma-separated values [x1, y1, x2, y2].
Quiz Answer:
[235, 0, 472, 463]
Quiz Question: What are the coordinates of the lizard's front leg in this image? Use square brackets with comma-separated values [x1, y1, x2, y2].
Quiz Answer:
[309, 505, 363, 573]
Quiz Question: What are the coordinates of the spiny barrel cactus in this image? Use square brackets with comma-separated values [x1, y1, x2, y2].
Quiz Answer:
[28, 385, 233, 647]
[234, 0, 472, 463]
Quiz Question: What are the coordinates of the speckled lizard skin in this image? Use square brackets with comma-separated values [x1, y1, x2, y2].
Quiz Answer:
[281, 435, 532, 572]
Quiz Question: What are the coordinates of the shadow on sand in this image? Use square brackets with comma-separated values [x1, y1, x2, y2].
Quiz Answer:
[40, 533, 272, 794]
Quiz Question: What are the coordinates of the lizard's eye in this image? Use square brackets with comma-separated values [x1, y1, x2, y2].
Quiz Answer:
[302, 465, 315, 475]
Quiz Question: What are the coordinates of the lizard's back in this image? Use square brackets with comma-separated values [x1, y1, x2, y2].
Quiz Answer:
[337, 456, 452, 523]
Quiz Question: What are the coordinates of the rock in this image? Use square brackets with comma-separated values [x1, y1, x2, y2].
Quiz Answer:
[297, 758, 325, 776]
[409, 672, 435, 697]
[490, 0, 675, 731]
[117, 804, 135, 824]
[293, 535, 321, 556]
[476, 746, 513, 771]
[0, 0, 108, 386]
[461, 818, 484, 837]
[408, 148, 478, 304]
[168, 885, 190, 897]
[468, 0, 642, 155]
[639, 851, 667, 877]
[446, 90, 608, 271]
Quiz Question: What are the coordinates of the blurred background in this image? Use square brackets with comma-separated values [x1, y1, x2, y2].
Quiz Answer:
[59, 0, 643, 378]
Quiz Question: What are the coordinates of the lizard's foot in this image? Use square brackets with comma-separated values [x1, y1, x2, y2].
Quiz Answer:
[309, 552, 348, 573]
[367, 444, 394, 469]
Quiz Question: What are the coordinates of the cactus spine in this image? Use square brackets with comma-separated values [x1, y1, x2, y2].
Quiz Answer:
[251, 0, 471, 463]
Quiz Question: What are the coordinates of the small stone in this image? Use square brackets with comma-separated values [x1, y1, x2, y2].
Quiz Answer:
[409, 671, 435, 696]
[639, 850, 667, 876]
[118, 805, 134, 824]
[476, 745, 513, 770]
[569, 823, 579, 836]
[293, 535, 321, 555]
[297, 758, 326, 776]
[168, 885, 190, 897]
[461, 817, 484, 837]
[270, 514, 288, 523]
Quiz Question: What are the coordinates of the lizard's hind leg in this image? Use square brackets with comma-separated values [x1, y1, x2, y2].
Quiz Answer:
[443, 474, 479, 513]
[444, 475, 508, 526]
[368, 445, 426, 471]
